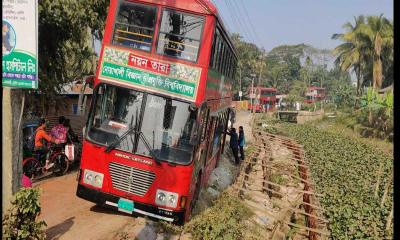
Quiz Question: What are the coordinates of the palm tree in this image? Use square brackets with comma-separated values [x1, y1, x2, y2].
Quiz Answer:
[332, 16, 367, 96]
[358, 15, 393, 89]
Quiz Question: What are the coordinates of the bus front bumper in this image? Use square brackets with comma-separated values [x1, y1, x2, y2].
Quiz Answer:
[76, 184, 185, 224]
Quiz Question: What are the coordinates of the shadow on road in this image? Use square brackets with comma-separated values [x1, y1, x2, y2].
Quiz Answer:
[46, 217, 75, 240]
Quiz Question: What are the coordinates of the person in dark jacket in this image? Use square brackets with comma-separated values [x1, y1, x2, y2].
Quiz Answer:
[226, 127, 240, 165]
[238, 126, 245, 160]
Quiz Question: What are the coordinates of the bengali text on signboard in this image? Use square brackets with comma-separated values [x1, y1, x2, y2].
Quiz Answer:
[2, 0, 38, 89]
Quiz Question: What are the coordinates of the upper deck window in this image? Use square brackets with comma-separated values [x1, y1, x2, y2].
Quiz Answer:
[112, 1, 157, 52]
[157, 9, 204, 62]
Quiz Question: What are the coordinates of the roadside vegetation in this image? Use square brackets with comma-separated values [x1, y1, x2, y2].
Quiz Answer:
[2, 188, 47, 240]
[185, 190, 261, 240]
[261, 116, 393, 239]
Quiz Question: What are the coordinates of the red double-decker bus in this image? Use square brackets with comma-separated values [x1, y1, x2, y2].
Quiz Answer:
[304, 86, 325, 104]
[248, 87, 277, 112]
[76, 0, 237, 224]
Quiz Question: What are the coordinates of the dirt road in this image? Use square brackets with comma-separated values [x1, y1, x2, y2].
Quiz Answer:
[36, 172, 139, 240]
[36, 110, 253, 240]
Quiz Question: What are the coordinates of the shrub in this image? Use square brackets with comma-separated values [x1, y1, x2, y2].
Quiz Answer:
[185, 191, 253, 240]
[2, 188, 47, 240]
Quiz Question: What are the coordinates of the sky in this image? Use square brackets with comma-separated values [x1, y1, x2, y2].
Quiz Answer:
[212, 0, 393, 52]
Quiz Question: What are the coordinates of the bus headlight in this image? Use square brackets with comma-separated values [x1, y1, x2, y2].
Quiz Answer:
[168, 195, 176, 205]
[83, 169, 104, 188]
[155, 189, 178, 208]
[157, 192, 166, 203]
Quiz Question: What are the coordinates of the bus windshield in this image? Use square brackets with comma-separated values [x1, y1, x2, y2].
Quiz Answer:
[87, 84, 198, 164]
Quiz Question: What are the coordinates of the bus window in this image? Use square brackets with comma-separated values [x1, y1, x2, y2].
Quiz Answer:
[113, 1, 157, 52]
[157, 9, 204, 62]
[88, 84, 144, 152]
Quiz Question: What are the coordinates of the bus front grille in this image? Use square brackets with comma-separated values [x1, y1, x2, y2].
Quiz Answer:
[109, 162, 156, 196]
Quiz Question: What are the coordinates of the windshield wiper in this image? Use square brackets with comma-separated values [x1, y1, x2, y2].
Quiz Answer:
[105, 126, 137, 153]
[104, 127, 161, 165]
[138, 131, 161, 165]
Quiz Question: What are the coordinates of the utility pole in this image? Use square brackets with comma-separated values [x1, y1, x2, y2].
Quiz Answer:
[250, 74, 256, 114]
[239, 67, 242, 101]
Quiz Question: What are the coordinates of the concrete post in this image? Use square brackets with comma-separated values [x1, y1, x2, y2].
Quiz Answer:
[2, 88, 24, 212]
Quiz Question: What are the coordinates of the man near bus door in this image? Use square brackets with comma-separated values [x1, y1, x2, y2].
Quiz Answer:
[238, 126, 245, 161]
[35, 118, 61, 170]
[225, 127, 240, 165]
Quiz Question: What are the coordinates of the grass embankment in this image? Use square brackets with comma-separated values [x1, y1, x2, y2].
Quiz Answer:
[264, 118, 393, 239]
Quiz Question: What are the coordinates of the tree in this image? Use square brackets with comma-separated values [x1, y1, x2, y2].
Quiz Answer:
[231, 33, 266, 93]
[268, 64, 290, 90]
[287, 80, 308, 105]
[358, 15, 393, 89]
[29, 0, 108, 114]
[332, 15, 393, 93]
[332, 16, 367, 95]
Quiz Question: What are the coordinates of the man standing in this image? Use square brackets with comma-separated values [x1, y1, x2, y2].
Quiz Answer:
[226, 127, 240, 165]
[238, 126, 245, 161]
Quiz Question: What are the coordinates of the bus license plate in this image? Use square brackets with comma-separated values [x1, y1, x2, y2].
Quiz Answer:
[117, 198, 134, 214]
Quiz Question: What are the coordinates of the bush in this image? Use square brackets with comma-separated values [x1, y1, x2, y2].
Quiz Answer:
[323, 103, 337, 112]
[2, 188, 47, 240]
[185, 191, 253, 240]
[354, 108, 393, 141]
[301, 103, 314, 111]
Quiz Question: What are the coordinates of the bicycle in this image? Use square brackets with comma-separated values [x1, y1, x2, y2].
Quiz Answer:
[23, 143, 70, 179]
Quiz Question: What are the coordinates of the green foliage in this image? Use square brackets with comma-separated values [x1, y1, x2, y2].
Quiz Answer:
[286, 80, 307, 104]
[332, 14, 393, 93]
[2, 188, 47, 240]
[29, 0, 108, 114]
[278, 124, 393, 239]
[357, 87, 393, 140]
[329, 79, 356, 107]
[185, 191, 254, 240]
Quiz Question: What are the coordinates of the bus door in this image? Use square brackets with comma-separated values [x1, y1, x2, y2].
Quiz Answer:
[203, 115, 217, 185]
[192, 104, 210, 187]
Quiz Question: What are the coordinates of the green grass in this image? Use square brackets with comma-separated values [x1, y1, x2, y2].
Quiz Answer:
[185, 190, 255, 240]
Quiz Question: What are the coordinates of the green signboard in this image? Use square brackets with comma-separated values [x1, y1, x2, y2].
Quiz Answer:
[2, 0, 38, 89]
[99, 46, 201, 101]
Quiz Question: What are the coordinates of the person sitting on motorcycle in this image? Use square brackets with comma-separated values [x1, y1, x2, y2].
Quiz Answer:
[34, 118, 61, 170]
[50, 116, 68, 144]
